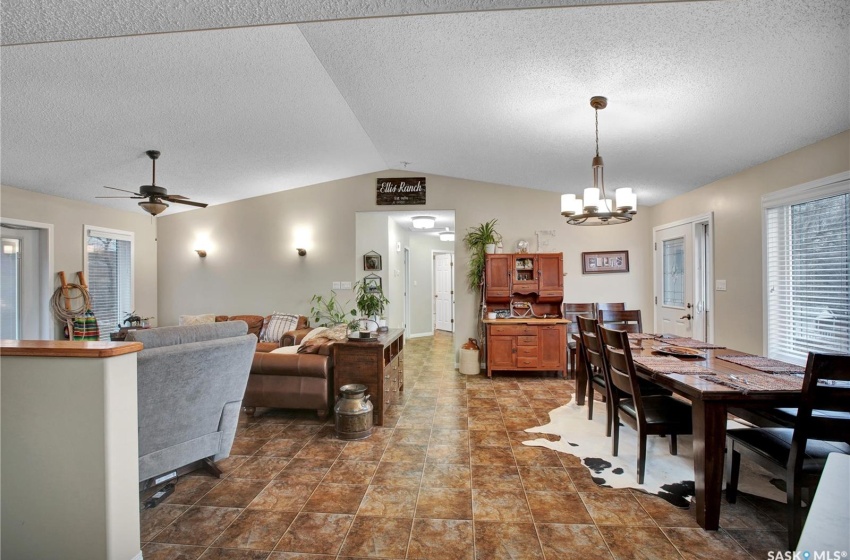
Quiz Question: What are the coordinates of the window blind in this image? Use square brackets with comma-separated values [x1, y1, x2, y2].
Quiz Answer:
[85, 227, 133, 341]
[765, 188, 850, 365]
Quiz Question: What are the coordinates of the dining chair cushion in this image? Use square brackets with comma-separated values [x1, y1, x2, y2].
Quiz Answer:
[727, 427, 850, 473]
[619, 395, 693, 429]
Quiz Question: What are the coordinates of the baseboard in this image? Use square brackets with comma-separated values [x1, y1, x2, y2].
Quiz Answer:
[408, 331, 433, 339]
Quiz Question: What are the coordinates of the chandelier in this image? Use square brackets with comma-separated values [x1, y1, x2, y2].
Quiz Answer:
[561, 96, 637, 225]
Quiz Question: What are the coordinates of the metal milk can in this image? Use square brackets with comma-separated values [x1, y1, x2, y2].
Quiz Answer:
[334, 384, 374, 440]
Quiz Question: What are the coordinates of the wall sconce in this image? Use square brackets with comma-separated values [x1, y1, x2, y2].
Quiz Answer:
[296, 248, 307, 256]
[195, 249, 207, 258]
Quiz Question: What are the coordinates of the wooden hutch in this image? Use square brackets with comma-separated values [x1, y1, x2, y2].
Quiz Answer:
[483, 252, 568, 378]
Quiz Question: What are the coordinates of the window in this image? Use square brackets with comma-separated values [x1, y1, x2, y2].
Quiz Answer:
[662, 237, 685, 307]
[84, 226, 134, 341]
[763, 174, 850, 365]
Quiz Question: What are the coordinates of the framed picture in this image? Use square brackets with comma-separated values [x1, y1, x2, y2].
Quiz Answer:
[363, 251, 382, 271]
[363, 273, 382, 293]
[582, 250, 629, 274]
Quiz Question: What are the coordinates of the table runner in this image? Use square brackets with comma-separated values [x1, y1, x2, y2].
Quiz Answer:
[699, 371, 803, 394]
[633, 356, 714, 375]
[715, 355, 804, 374]
[653, 337, 726, 349]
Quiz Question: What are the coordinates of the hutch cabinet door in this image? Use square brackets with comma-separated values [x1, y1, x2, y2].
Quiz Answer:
[488, 335, 516, 369]
[537, 253, 564, 300]
[485, 254, 511, 301]
[538, 324, 566, 371]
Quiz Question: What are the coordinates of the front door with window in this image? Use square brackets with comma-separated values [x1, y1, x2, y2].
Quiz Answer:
[655, 223, 694, 337]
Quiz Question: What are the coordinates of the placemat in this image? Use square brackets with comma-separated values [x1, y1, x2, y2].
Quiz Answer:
[715, 355, 804, 374]
[699, 371, 803, 394]
[627, 332, 658, 340]
[633, 356, 714, 375]
[653, 337, 726, 349]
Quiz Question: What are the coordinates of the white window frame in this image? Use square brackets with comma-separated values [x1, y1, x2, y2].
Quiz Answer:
[762, 171, 850, 363]
[83, 225, 135, 339]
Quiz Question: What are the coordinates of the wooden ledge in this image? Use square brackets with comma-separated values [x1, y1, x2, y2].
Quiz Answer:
[0, 340, 144, 358]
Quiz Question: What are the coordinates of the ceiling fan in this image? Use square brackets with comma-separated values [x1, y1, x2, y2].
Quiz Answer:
[98, 150, 208, 216]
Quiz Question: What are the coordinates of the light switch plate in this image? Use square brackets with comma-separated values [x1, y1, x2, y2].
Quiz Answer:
[332, 282, 340, 290]
[715, 280, 727, 291]
[340, 281, 352, 290]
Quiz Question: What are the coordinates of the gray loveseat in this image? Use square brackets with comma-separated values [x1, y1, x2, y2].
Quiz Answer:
[126, 321, 257, 483]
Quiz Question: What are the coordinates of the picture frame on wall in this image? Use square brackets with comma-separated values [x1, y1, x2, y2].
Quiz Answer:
[363, 273, 382, 293]
[582, 250, 629, 274]
[363, 251, 382, 271]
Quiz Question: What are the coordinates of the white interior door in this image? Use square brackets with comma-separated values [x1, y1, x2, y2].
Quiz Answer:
[655, 223, 694, 337]
[434, 252, 454, 332]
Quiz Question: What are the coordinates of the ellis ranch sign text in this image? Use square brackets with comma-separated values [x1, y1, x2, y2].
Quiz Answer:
[376, 178, 426, 205]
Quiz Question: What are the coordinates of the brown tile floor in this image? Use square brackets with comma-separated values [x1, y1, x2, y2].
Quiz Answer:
[141, 332, 789, 559]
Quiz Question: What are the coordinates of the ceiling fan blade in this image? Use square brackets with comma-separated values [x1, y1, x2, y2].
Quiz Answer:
[96, 195, 146, 199]
[164, 197, 208, 208]
[165, 194, 188, 200]
[103, 185, 144, 196]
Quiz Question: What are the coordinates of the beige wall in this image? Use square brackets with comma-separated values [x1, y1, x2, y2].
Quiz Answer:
[648, 130, 850, 355]
[0, 185, 158, 337]
[156, 172, 654, 358]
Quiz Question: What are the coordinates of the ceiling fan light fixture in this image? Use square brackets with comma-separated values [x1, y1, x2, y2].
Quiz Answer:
[561, 96, 637, 226]
[412, 215, 436, 229]
[139, 200, 169, 216]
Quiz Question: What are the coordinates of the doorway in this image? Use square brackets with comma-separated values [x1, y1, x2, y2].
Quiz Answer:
[355, 210, 455, 338]
[653, 213, 714, 341]
[0, 218, 54, 339]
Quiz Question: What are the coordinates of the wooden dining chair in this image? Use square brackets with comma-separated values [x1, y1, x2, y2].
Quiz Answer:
[577, 316, 613, 435]
[596, 302, 625, 314]
[725, 353, 850, 549]
[598, 325, 693, 484]
[597, 309, 643, 334]
[563, 303, 596, 377]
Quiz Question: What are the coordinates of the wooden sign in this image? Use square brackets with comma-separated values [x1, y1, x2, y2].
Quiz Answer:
[376, 177, 426, 205]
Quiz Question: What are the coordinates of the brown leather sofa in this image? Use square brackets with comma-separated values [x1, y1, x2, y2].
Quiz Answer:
[214, 314, 308, 352]
[238, 324, 335, 419]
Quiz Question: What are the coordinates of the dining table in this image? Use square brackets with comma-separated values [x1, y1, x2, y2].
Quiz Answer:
[572, 332, 802, 531]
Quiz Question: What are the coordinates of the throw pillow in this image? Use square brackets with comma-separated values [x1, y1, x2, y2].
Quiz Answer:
[324, 323, 349, 341]
[261, 312, 300, 343]
[298, 327, 328, 345]
[179, 314, 216, 326]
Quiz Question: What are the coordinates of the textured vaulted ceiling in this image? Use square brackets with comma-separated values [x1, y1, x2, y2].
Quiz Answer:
[1, 0, 847, 214]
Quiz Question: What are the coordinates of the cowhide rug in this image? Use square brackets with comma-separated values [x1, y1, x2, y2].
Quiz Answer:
[523, 400, 786, 507]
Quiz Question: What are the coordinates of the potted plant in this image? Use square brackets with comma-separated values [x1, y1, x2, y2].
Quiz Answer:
[354, 279, 390, 331]
[462, 219, 502, 292]
[309, 291, 358, 330]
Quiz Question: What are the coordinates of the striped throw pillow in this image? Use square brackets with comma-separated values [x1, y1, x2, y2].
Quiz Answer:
[261, 312, 300, 343]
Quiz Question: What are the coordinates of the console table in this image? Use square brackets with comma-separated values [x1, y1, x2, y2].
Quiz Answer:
[333, 329, 404, 426]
